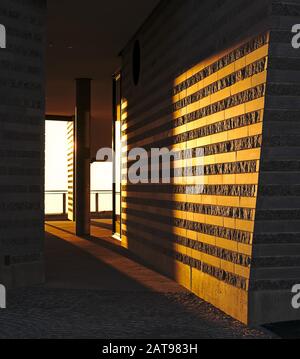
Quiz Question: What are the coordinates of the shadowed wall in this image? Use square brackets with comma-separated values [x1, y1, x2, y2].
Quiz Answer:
[0, 0, 46, 287]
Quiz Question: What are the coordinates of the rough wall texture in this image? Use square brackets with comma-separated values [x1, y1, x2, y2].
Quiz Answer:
[250, 1, 300, 325]
[0, 0, 46, 287]
[121, 0, 300, 324]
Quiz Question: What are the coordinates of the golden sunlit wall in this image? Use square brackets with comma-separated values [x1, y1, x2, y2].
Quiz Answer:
[122, 33, 269, 324]
[67, 122, 75, 221]
[120, 0, 300, 325]
[172, 34, 269, 322]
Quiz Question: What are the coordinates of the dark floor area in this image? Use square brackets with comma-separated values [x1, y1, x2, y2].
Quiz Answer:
[264, 322, 300, 339]
[0, 220, 297, 339]
[1, 288, 271, 339]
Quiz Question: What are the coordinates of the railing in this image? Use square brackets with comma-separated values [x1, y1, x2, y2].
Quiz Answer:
[45, 190, 115, 215]
[91, 190, 114, 213]
[45, 191, 67, 215]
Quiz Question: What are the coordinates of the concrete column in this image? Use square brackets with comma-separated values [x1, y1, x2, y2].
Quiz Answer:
[75, 78, 91, 236]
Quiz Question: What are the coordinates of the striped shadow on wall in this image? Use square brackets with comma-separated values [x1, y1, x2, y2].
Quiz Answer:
[121, 32, 270, 323]
[67, 121, 75, 221]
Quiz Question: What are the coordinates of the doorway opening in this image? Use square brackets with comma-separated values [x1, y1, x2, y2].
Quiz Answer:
[45, 117, 70, 220]
[45, 116, 113, 229]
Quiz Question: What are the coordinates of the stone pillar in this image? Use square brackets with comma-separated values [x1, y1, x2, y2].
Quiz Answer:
[0, 0, 46, 288]
[75, 79, 91, 236]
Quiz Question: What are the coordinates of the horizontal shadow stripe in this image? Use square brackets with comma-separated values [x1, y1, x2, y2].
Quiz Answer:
[125, 110, 262, 147]
[122, 184, 257, 197]
[124, 135, 263, 159]
[123, 196, 255, 220]
[123, 220, 252, 267]
[123, 208, 252, 244]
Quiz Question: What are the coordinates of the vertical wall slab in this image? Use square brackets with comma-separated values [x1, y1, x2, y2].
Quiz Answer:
[249, 1, 300, 325]
[123, 32, 270, 324]
[120, 0, 300, 324]
[0, 0, 46, 287]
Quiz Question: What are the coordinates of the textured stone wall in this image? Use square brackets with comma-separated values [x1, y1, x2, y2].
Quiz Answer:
[249, 0, 300, 325]
[121, 0, 300, 324]
[0, 0, 46, 287]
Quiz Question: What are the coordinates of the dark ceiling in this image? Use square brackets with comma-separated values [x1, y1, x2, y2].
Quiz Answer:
[47, 0, 160, 154]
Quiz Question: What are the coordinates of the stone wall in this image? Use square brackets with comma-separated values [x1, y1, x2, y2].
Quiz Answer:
[0, 0, 46, 287]
[120, 0, 300, 324]
[249, 0, 300, 325]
